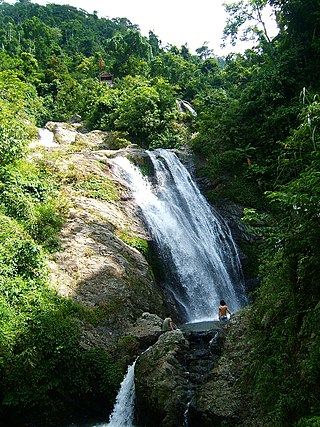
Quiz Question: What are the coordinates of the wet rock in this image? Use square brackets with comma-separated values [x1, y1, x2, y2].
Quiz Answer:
[134, 324, 228, 427]
[126, 312, 163, 350]
[135, 330, 190, 427]
[134, 315, 257, 427]
[189, 312, 254, 427]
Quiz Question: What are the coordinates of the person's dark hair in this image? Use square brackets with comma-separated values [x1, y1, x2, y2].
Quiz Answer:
[220, 300, 226, 305]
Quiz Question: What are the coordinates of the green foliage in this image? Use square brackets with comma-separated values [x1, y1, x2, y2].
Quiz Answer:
[298, 417, 320, 427]
[106, 30, 152, 77]
[117, 230, 149, 258]
[0, 70, 46, 166]
[0, 215, 44, 279]
[30, 202, 65, 252]
[106, 132, 132, 149]
[86, 75, 180, 148]
[0, 70, 45, 125]
[0, 161, 65, 251]
[0, 0, 320, 425]
[114, 76, 179, 148]
[114, 84, 161, 143]
[84, 86, 121, 131]
[1, 301, 122, 422]
[0, 113, 29, 167]
[247, 245, 320, 425]
[243, 94, 320, 425]
[73, 176, 120, 202]
[222, 0, 273, 48]
[0, 208, 121, 422]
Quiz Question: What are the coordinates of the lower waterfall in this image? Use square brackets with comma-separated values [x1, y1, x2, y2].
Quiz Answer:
[111, 149, 247, 322]
[107, 361, 136, 427]
[90, 361, 136, 427]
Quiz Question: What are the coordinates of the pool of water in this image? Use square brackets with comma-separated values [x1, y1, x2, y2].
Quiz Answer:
[179, 320, 221, 332]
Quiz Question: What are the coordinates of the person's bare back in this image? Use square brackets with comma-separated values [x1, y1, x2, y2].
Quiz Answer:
[218, 299, 231, 321]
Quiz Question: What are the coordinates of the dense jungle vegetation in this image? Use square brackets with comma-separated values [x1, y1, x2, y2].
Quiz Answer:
[0, 0, 319, 425]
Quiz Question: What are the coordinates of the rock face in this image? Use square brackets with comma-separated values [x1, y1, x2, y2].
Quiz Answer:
[189, 313, 253, 426]
[134, 324, 226, 427]
[135, 330, 190, 427]
[29, 122, 167, 352]
[134, 315, 254, 427]
[48, 190, 163, 335]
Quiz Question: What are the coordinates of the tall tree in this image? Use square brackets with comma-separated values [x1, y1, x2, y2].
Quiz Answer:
[222, 0, 277, 49]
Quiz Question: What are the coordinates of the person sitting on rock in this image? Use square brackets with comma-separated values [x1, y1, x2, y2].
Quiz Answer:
[218, 300, 231, 321]
[162, 316, 177, 332]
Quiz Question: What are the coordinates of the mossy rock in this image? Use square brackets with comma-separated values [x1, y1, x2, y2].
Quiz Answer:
[135, 331, 189, 426]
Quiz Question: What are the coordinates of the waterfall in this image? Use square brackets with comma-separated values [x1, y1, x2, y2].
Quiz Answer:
[38, 128, 55, 146]
[111, 149, 247, 322]
[94, 361, 136, 427]
[29, 128, 56, 148]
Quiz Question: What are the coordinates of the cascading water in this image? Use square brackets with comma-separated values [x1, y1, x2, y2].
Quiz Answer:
[111, 149, 247, 322]
[29, 128, 56, 148]
[92, 361, 136, 427]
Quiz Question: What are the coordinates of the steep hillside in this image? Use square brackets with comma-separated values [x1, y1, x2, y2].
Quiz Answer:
[30, 122, 167, 341]
[0, 121, 168, 426]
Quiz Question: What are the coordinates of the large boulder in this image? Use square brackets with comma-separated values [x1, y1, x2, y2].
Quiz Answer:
[189, 312, 256, 426]
[44, 120, 126, 150]
[126, 312, 163, 349]
[135, 330, 190, 427]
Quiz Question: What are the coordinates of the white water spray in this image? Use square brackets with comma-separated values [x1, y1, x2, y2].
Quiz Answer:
[29, 128, 56, 148]
[94, 361, 136, 427]
[111, 149, 247, 322]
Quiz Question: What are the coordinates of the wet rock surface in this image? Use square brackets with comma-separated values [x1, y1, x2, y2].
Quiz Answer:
[135, 330, 190, 427]
[192, 313, 257, 427]
[134, 314, 254, 427]
[134, 323, 227, 426]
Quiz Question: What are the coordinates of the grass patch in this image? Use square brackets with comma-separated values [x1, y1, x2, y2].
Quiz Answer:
[73, 177, 120, 202]
[116, 229, 149, 258]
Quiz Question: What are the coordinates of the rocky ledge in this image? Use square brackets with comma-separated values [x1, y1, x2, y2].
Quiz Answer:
[135, 312, 256, 427]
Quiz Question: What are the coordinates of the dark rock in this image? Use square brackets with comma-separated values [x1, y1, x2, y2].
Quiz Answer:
[189, 312, 254, 426]
[135, 330, 190, 427]
[126, 312, 163, 351]
[134, 324, 228, 427]
[70, 114, 82, 123]
[134, 314, 257, 427]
